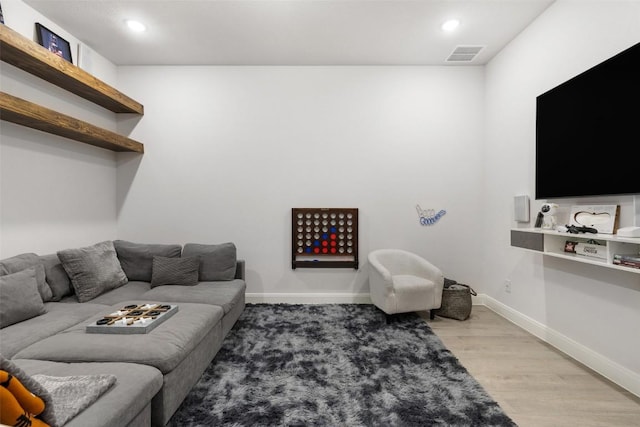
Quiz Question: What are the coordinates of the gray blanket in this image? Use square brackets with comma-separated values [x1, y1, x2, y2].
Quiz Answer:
[33, 373, 117, 426]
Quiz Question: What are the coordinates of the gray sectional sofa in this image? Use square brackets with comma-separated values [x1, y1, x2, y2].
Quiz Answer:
[0, 240, 246, 427]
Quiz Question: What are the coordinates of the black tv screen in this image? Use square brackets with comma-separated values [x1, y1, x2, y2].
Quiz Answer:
[535, 42, 640, 199]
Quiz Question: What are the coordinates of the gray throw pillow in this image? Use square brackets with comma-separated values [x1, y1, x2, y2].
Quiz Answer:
[0, 267, 47, 328]
[38, 253, 73, 301]
[151, 256, 200, 288]
[57, 241, 128, 303]
[182, 242, 237, 281]
[113, 240, 182, 282]
[0, 252, 53, 302]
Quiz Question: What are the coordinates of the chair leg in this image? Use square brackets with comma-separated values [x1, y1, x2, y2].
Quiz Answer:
[429, 310, 435, 320]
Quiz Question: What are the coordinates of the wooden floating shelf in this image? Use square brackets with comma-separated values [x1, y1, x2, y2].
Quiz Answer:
[0, 24, 143, 114]
[0, 92, 144, 153]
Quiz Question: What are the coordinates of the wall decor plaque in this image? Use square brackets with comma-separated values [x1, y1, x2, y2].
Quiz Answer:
[569, 205, 619, 234]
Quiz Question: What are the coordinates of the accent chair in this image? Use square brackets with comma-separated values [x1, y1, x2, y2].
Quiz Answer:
[368, 249, 445, 320]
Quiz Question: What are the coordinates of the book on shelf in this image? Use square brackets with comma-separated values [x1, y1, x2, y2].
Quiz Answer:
[612, 259, 640, 269]
[613, 253, 640, 263]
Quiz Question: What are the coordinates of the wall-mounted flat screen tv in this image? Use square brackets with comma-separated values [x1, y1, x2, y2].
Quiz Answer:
[535, 42, 639, 200]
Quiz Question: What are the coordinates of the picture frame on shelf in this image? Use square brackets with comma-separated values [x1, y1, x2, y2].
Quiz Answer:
[35, 22, 72, 63]
[569, 204, 619, 234]
[0, 1, 5, 24]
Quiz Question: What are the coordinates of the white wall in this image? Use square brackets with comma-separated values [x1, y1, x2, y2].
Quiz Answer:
[483, 0, 640, 377]
[0, 0, 121, 257]
[116, 66, 485, 295]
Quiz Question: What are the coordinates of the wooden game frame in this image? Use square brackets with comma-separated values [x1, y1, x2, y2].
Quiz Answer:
[292, 208, 359, 269]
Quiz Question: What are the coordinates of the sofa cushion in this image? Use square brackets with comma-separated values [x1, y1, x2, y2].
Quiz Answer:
[0, 301, 108, 358]
[142, 279, 246, 314]
[151, 256, 199, 288]
[182, 242, 237, 281]
[0, 267, 47, 328]
[81, 281, 151, 306]
[12, 359, 163, 427]
[114, 240, 182, 282]
[14, 301, 223, 374]
[38, 254, 73, 301]
[57, 241, 128, 303]
[0, 253, 53, 302]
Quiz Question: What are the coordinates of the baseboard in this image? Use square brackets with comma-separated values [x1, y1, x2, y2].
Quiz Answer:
[481, 293, 640, 398]
[246, 293, 372, 304]
[247, 293, 483, 306]
[471, 293, 486, 305]
[247, 293, 484, 305]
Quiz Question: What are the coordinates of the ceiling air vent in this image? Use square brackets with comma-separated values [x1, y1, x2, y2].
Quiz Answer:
[446, 45, 485, 62]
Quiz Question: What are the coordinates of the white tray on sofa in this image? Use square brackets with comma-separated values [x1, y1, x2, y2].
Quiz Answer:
[86, 303, 178, 334]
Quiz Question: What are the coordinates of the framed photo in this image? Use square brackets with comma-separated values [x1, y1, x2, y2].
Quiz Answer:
[35, 22, 72, 63]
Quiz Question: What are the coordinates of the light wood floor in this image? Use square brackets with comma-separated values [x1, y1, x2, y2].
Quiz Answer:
[420, 306, 640, 427]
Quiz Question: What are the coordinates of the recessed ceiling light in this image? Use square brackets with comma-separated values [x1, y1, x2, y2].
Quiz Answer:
[441, 19, 460, 32]
[125, 20, 146, 33]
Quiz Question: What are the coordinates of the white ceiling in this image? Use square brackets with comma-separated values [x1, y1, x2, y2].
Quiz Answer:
[24, 0, 555, 66]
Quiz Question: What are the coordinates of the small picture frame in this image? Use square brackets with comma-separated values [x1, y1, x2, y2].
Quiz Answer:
[35, 22, 72, 63]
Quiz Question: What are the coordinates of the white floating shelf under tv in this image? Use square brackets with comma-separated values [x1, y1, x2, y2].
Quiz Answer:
[511, 228, 640, 274]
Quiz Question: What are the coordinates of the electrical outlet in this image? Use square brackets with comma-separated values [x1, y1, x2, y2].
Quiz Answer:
[504, 280, 512, 294]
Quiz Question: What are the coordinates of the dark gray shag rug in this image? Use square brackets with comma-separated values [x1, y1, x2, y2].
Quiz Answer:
[168, 304, 517, 427]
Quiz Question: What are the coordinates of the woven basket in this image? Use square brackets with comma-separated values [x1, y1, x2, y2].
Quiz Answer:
[433, 283, 477, 321]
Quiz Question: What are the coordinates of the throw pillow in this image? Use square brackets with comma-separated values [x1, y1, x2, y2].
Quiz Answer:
[182, 242, 237, 281]
[150, 256, 200, 288]
[0, 267, 47, 328]
[113, 240, 182, 282]
[37, 254, 73, 301]
[0, 253, 53, 302]
[57, 241, 128, 303]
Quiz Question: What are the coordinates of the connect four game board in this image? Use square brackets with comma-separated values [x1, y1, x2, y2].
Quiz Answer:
[291, 208, 358, 269]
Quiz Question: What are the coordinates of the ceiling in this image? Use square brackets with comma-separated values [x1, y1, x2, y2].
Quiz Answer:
[24, 0, 555, 66]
